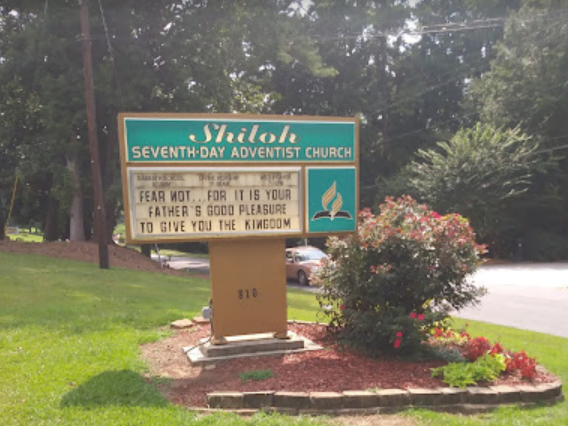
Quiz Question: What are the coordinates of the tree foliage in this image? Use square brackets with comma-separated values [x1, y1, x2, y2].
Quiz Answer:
[409, 124, 554, 242]
[466, 2, 568, 258]
[1, 0, 567, 258]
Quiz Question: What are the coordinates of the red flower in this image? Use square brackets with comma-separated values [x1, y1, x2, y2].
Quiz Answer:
[394, 339, 401, 349]
[417, 314, 425, 321]
[396, 331, 403, 338]
[410, 313, 417, 319]
[339, 305, 345, 311]
[490, 342, 504, 355]
[464, 337, 491, 362]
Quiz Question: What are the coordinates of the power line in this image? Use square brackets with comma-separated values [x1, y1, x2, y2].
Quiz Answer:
[386, 79, 568, 145]
[97, 0, 123, 106]
[308, 10, 568, 42]
[378, 19, 568, 142]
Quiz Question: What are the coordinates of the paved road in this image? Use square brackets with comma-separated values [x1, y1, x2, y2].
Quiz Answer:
[156, 255, 568, 338]
[455, 263, 568, 338]
[152, 254, 210, 274]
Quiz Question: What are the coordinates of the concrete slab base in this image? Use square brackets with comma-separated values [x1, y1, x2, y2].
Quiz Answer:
[185, 331, 322, 366]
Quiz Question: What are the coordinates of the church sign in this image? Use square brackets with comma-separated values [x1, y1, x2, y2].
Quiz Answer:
[119, 114, 359, 244]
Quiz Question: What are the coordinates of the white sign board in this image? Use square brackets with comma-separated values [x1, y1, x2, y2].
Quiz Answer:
[127, 167, 301, 240]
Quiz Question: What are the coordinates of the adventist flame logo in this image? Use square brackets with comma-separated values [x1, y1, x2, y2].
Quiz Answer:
[312, 181, 353, 221]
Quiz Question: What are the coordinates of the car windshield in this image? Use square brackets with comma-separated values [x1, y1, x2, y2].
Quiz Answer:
[297, 249, 326, 261]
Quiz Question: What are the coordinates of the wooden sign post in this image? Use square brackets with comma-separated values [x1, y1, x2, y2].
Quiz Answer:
[119, 114, 359, 343]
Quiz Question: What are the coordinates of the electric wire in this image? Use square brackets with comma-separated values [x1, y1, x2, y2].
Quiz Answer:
[97, 0, 124, 105]
[386, 81, 568, 146]
[371, 16, 568, 117]
[307, 9, 568, 42]
[374, 18, 568, 144]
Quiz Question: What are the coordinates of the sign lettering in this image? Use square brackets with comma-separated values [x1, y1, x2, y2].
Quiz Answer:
[128, 168, 301, 240]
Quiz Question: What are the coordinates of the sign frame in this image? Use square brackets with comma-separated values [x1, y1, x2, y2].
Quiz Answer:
[119, 113, 359, 244]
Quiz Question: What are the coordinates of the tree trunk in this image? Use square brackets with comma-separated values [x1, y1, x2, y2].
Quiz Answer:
[0, 212, 5, 240]
[67, 155, 86, 241]
[379, 37, 390, 160]
[44, 196, 59, 241]
[101, 119, 120, 243]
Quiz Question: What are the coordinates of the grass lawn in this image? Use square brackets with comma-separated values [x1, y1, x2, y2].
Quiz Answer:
[0, 252, 566, 425]
[0, 252, 323, 426]
[7, 231, 44, 243]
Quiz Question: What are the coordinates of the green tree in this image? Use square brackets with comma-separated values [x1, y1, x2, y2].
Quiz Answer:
[409, 123, 554, 255]
[468, 2, 568, 259]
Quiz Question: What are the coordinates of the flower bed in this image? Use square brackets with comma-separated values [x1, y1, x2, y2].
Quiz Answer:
[140, 322, 560, 410]
[427, 322, 541, 388]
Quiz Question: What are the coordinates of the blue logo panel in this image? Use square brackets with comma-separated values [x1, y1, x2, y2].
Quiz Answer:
[307, 167, 357, 233]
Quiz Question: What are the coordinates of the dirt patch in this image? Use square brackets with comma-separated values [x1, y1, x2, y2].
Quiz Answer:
[0, 239, 184, 276]
[140, 323, 557, 409]
[330, 415, 417, 426]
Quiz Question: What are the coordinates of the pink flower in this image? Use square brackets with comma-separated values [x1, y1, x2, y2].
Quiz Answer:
[417, 314, 425, 321]
[431, 212, 441, 219]
[410, 313, 417, 319]
[394, 339, 401, 349]
[396, 332, 403, 338]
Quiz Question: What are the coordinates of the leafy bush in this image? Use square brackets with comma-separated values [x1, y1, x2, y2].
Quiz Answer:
[315, 196, 486, 355]
[432, 354, 506, 388]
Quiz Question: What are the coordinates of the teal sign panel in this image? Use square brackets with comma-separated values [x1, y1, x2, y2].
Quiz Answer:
[307, 167, 357, 233]
[123, 117, 355, 163]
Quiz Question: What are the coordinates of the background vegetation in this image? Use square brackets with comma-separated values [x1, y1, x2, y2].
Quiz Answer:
[1, 0, 568, 260]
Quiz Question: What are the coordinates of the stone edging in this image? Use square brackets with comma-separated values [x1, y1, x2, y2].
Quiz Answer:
[204, 381, 564, 415]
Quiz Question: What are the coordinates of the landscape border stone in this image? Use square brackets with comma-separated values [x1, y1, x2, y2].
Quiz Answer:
[205, 381, 563, 415]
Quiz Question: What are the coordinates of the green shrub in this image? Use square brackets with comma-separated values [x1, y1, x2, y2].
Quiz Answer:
[314, 196, 485, 355]
[432, 354, 506, 388]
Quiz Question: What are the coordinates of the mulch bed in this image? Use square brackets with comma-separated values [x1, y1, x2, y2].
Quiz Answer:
[140, 322, 558, 408]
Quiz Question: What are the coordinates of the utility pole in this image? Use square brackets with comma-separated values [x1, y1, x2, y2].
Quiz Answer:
[80, 0, 110, 269]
